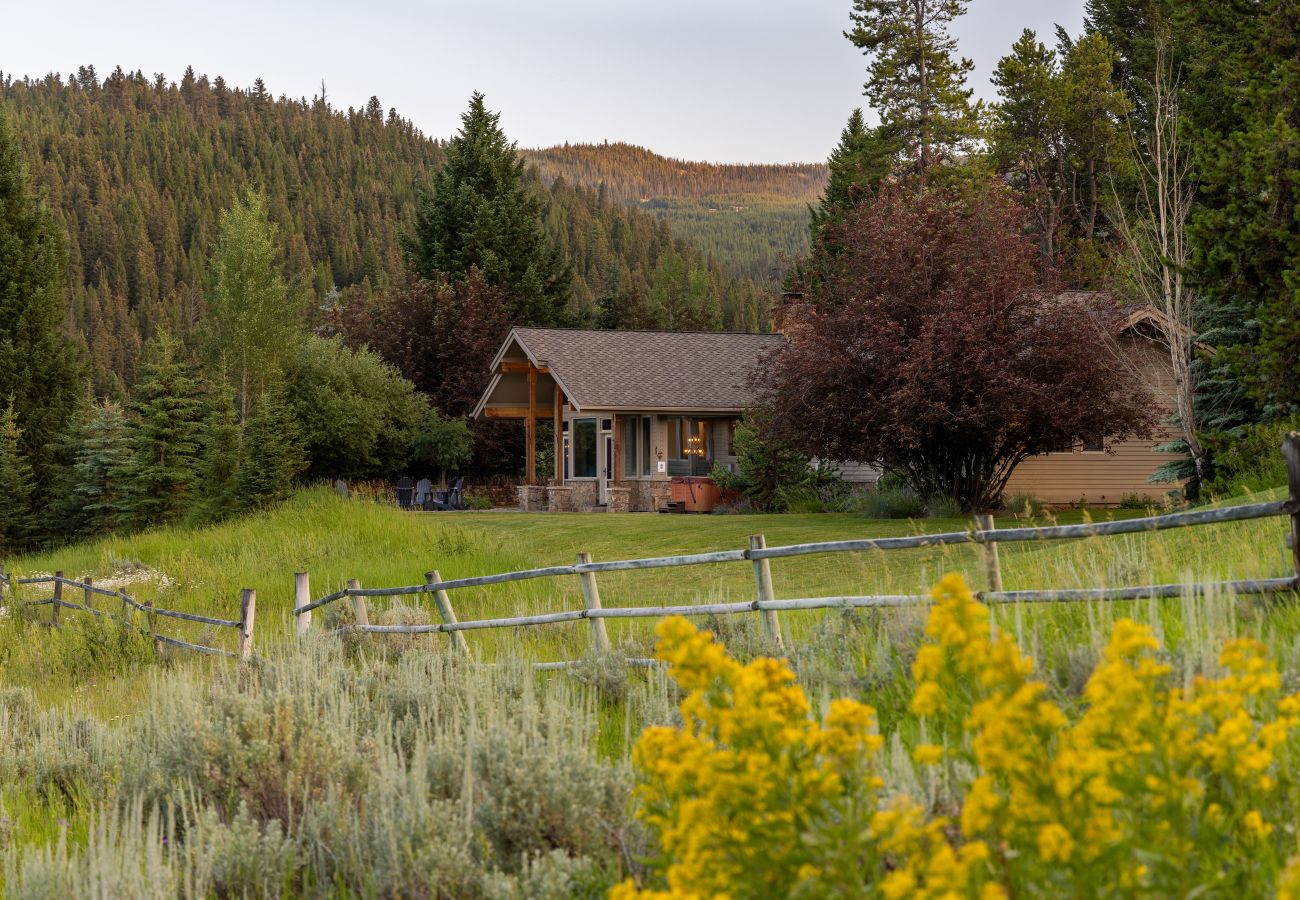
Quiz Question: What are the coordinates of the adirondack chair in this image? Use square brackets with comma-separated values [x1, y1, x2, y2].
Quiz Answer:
[431, 476, 466, 511]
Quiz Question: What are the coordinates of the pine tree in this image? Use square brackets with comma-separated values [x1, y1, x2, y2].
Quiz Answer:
[403, 93, 573, 325]
[0, 398, 38, 552]
[235, 388, 306, 511]
[0, 106, 83, 502]
[123, 331, 205, 526]
[846, 0, 983, 189]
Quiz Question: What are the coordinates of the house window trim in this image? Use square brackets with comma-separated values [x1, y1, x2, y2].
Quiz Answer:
[621, 414, 654, 480]
[570, 417, 599, 480]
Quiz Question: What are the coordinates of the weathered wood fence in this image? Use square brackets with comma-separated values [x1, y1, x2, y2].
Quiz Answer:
[291, 434, 1300, 667]
[0, 572, 256, 660]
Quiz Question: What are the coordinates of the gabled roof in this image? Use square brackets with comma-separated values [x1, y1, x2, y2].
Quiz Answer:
[473, 327, 785, 415]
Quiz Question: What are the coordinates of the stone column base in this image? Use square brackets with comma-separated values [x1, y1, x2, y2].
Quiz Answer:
[546, 485, 574, 512]
[605, 486, 632, 513]
[517, 485, 547, 512]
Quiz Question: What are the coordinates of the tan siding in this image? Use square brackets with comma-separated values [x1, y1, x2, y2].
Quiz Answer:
[1003, 334, 1183, 505]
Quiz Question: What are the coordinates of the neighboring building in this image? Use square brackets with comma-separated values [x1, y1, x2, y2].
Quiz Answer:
[1000, 300, 1186, 506]
[473, 297, 1187, 511]
[472, 327, 784, 511]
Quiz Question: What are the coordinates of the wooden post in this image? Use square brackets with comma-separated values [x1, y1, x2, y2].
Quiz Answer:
[748, 536, 784, 650]
[239, 588, 256, 660]
[576, 552, 611, 653]
[976, 514, 1004, 593]
[1284, 432, 1300, 583]
[554, 390, 564, 482]
[52, 570, 62, 626]
[294, 571, 312, 639]
[526, 366, 538, 485]
[145, 600, 158, 648]
[349, 578, 368, 629]
[426, 570, 470, 654]
[82, 576, 94, 612]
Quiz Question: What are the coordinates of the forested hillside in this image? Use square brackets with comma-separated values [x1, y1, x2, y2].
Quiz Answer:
[527, 143, 826, 281]
[0, 67, 772, 396]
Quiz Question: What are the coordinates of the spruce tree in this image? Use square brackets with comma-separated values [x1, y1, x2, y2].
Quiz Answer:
[124, 331, 205, 526]
[846, 0, 982, 189]
[235, 388, 306, 511]
[403, 93, 572, 325]
[810, 109, 903, 237]
[0, 106, 82, 501]
[0, 398, 38, 552]
[57, 402, 134, 537]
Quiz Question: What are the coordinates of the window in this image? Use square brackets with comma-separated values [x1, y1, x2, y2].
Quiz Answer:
[668, 417, 710, 460]
[1081, 436, 1106, 453]
[562, 420, 570, 480]
[622, 415, 655, 477]
[572, 418, 597, 478]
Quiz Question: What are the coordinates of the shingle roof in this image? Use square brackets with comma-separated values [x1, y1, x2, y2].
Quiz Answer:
[507, 327, 785, 412]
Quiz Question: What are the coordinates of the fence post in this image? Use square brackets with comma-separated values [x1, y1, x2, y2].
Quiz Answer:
[82, 576, 94, 612]
[747, 535, 784, 651]
[239, 588, 256, 660]
[294, 572, 311, 639]
[576, 552, 611, 654]
[426, 570, 470, 654]
[349, 578, 368, 629]
[1285, 432, 1300, 584]
[52, 571, 62, 626]
[145, 600, 158, 649]
[975, 514, 1004, 593]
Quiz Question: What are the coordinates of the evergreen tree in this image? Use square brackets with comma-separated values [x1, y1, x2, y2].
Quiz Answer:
[403, 93, 573, 325]
[206, 191, 307, 421]
[0, 398, 38, 552]
[0, 106, 82, 501]
[811, 109, 901, 235]
[57, 401, 134, 537]
[123, 331, 205, 526]
[846, 0, 983, 189]
[195, 376, 241, 523]
[235, 388, 306, 511]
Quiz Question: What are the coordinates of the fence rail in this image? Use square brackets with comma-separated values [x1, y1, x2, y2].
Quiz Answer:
[0, 572, 255, 660]
[292, 434, 1300, 668]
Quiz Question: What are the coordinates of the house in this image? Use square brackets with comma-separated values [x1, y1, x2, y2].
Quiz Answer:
[472, 327, 784, 511]
[472, 296, 1187, 512]
[1000, 298, 1187, 506]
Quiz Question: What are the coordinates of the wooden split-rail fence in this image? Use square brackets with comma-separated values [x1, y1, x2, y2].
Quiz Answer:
[6, 435, 1299, 669]
[290, 435, 1300, 669]
[0, 572, 256, 660]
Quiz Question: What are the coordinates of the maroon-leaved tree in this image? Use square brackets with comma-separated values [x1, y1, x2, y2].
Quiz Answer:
[760, 185, 1155, 511]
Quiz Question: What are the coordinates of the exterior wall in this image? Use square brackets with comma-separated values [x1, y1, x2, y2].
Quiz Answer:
[1002, 334, 1182, 506]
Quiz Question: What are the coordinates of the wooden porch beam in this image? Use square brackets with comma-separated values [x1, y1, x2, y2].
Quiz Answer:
[501, 361, 549, 374]
[554, 390, 564, 482]
[526, 366, 537, 485]
[483, 406, 554, 419]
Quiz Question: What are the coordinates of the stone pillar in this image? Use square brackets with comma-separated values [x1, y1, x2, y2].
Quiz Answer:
[517, 484, 547, 512]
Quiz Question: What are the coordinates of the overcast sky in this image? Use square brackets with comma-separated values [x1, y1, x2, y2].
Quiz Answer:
[1, 0, 1085, 163]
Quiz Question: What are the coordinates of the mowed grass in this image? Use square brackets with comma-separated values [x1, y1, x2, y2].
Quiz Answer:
[4, 486, 1295, 700]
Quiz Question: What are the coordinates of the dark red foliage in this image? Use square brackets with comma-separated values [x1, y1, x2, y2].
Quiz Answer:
[332, 267, 523, 474]
[760, 185, 1156, 511]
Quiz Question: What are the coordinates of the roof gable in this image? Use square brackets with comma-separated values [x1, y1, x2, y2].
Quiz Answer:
[475, 327, 785, 415]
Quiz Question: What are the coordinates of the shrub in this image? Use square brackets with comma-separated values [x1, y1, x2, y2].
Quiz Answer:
[923, 495, 963, 518]
[1204, 416, 1300, 498]
[1000, 492, 1049, 518]
[710, 419, 844, 513]
[619, 576, 1300, 897]
[858, 484, 925, 519]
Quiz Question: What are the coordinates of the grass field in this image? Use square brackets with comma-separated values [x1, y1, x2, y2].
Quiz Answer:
[2, 487, 1297, 895]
